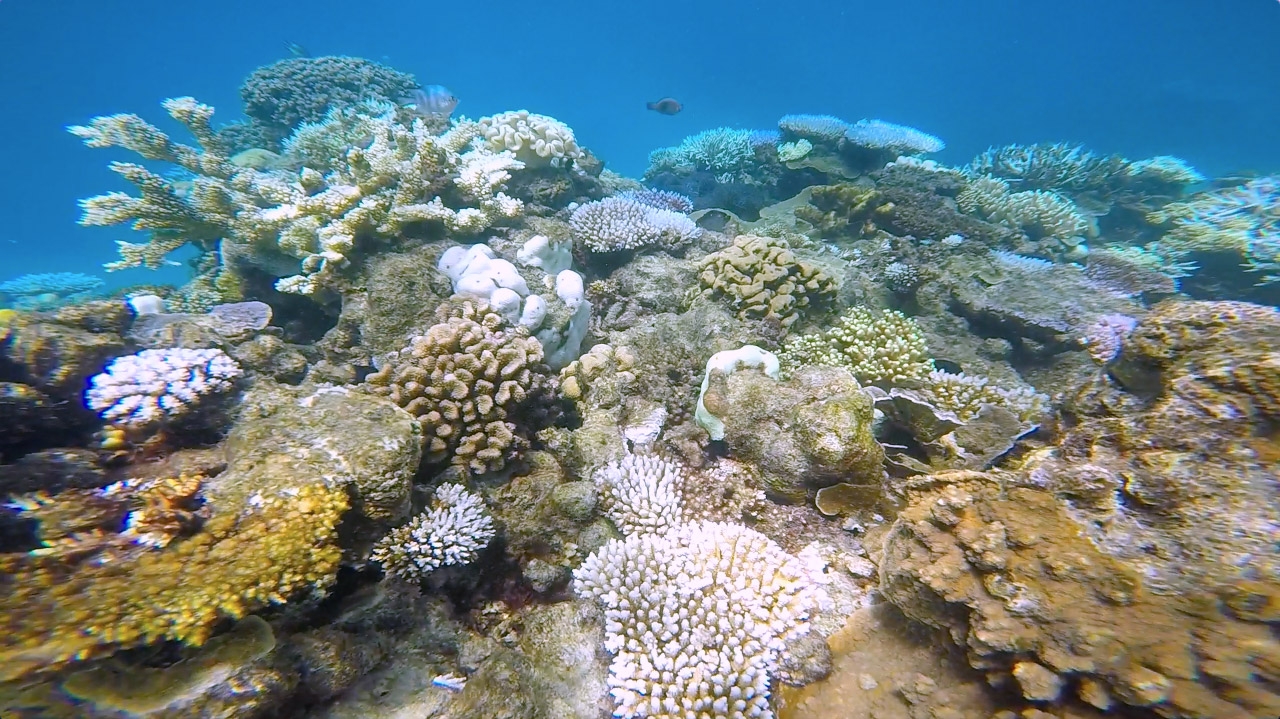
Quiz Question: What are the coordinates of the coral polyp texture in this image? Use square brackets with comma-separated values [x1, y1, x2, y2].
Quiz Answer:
[370, 483, 496, 582]
[697, 234, 837, 329]
[477, 109, 585, 167]
[569, 195, 702, 253]
[238, 55, 419, 143]
[776, 306, 933, 385]
[364, 300, 553, 474]
[573, 520, 825, 719]
[85, 348, 242, 428]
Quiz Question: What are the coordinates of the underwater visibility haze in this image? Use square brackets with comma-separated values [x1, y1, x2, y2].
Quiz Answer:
[1, 1, 1279, 717]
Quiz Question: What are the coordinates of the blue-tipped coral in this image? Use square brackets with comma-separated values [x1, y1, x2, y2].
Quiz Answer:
[0, 272, 104, 310]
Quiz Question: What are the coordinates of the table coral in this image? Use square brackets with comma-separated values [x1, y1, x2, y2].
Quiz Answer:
[697, 234, 837, 329]
[364, 300, 555, 475]
[776, 306, 933, 386]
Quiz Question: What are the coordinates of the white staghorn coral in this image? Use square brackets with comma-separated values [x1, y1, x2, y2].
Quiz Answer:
[573, 520, 825, 719]
[85, 348, 242, 428]
[369, 483, 496, 582]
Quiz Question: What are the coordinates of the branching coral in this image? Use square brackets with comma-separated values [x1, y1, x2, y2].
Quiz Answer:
[72, 97, 525, 295]
[84, 348, 242, 429]
[776, 307, 933, 385]
[364, 300, 554, 474]
[965, 141, 1123, 194]
[912, 370, 1047, 423]
[958, 175, 1093, 257]
[569, 196, 701, 253]
[369, 483, 496, 581]
[574, 520, 826, 719]
[697, 234, 836, 328]
[644, 127, 758, 182]
[0, 273, 104, 310]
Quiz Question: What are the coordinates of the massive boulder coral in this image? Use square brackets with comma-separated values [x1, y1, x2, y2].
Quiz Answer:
[876, 471, 1280, 719]
[0, 381, 422, 680]
[364, 300, 555, 475]
[697, 234, 837, 329]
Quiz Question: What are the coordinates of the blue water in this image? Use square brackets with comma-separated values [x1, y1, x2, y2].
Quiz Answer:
[2, 0, 1278, 288]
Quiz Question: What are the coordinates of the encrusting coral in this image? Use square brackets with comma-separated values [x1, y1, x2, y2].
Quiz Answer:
[364, 299, 555, 475]
[697, 234, 837, 329]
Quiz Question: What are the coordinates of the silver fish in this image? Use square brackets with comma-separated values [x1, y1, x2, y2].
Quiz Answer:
[402, 85, 459, 118]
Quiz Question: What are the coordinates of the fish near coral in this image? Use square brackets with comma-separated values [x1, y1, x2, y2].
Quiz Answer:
[403, 85, 459, 118]
[646, 97, 682, 115]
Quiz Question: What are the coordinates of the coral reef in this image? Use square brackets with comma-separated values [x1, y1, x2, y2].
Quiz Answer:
[84, 348, 243, 429]
[0, 272, 104, 311]
[697, 234, 837, 328]
[477, 110, 585, 168]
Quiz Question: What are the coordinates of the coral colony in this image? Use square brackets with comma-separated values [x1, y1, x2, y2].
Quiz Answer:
[0, 53, 1276, 719]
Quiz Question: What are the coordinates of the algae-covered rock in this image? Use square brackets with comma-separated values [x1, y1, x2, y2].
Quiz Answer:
[877, 471, 1280, 719]
[703, 365, 884, 501]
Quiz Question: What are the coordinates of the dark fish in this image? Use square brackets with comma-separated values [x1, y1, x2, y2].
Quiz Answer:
[646, 98, 682, 115]
[402, 85, 459, 118]
[285, 42, 310, 58]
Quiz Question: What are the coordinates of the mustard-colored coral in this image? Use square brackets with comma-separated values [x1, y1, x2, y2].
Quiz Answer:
[0, 481, 346, 681]
[697, 234, 836, 328]
[365, 300, 553, 474]
[776, 306, 933, 385]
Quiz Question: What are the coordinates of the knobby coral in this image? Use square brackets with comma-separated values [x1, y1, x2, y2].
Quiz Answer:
[697, 235, 836, 329]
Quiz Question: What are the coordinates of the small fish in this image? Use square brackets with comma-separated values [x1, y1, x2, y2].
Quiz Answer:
[285, 42, 310, 58]
[646, 98, 682, 115]
[402, 85, 459, 118]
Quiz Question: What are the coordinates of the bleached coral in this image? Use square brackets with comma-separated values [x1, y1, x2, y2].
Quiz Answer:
[777, 114, 850, 142]
[477, 110, 585, 167]
[959, 175, 1092, 251]
[369, 483, 496, 582]
[85, 348, 242, 428]
[593, 454, 689, 536]
[72, 98, 525, 296]
[1125, 155, 1204, 187]
[573, 521, 825, 719]
[844, 119, 945, 155]
[645, 128, 757, 181]
[569, 196, 702, 253]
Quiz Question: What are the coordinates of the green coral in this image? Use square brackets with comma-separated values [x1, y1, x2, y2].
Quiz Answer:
[777, 306, 933, 385]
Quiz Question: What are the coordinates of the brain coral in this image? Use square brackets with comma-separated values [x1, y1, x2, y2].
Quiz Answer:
[477, 110, 585, 168]
[238, 56, 418, 142]
[697, 234, 836, 328]
[364, 300, 554, 475]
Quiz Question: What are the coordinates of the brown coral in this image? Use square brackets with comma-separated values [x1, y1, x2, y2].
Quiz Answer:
[365, 300, 554, 474]
[877, 471, 1280, 719]
[697, 234, 836, 328]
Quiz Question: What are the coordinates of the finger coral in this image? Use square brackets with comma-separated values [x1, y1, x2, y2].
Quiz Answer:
[697, 234, 836, 329]
[573, 520, 825, 719]
[364, 300, 554, 474]
[369, 483, 496, 582]
[776, 306, 933, 385]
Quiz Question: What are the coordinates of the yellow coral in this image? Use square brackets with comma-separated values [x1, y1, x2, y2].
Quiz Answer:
[777, 306, 933, 385]
[698, 235, 837, 329]
[0, 481, 347, 681]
